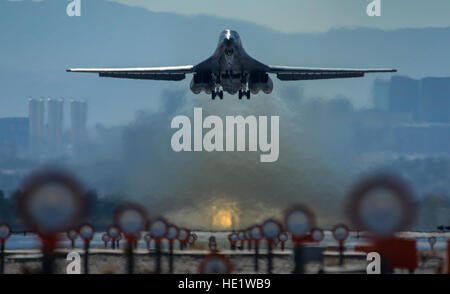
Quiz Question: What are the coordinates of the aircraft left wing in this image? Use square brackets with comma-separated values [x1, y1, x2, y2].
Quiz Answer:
[66, 65, 195, 81]
[267, 66, 397, 81]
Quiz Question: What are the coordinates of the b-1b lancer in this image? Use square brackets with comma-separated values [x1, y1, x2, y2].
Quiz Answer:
[67, 29, 396, 100]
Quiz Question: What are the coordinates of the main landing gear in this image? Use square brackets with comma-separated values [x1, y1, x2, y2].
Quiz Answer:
[238, 89, 251, 100]
[211, 90, 224, 100]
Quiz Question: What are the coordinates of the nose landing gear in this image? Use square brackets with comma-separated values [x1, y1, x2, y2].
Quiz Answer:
[238, 89, 251, 100]
[211, 90, 224, 100]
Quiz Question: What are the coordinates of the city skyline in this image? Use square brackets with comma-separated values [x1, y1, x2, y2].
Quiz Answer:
[27, 97, 88, 159]
[1, 0, 450, 126]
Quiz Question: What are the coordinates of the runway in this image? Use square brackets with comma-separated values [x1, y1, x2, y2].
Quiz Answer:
[1, 231, 448, 274]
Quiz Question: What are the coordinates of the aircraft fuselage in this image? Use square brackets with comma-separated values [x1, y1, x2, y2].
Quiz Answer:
[67, 29, 396, 101]
[191, 30, 272, 99]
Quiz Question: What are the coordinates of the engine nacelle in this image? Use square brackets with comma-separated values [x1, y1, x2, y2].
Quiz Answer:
[190, 73, 213, 94]
[248, 72, 273, 95]
[262, 77, 273, 94]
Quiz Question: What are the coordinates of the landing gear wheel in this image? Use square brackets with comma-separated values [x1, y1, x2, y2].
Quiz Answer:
[246, 90, 251, 100]
[238, 90, 243, 100]
[211, 91, 216, 100]
[219, 90, 224, 100]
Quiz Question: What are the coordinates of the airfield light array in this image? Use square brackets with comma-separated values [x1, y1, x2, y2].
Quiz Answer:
[0, 168, 442, 274]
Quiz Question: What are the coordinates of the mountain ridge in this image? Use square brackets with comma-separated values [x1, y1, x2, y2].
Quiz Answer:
[1, 0, 449, 125]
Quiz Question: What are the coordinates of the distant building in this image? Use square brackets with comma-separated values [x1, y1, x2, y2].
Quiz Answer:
[372, 79, 390, 111]
[372, 76, 450, 123]
[0, 117, 29, 159]
[70, 99, 87, 150]
[28, 98, 45, 157]
[47, 98, 64, 156]
[392, 123, 450, 154]
[421, 77, 450, 123]
[0, 169, 27, 196]
[362, 77, 450, 154]
[388, 76, 421, 121]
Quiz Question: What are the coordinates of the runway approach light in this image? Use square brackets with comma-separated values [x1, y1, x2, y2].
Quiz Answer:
[199, 253, 232, 274]
[245, 229, 252, 241]
[311, 228, 325, 242]
[332, 224, 349, 267]
[245, 229, 253, 251]
[116, 233, 123, 248]
[262, 219, 282, 274]
[238, 231, 246, 241]
[67, 229, 78, 248]
[347, 174, 416, 238]
[107, 225, 121, 249]
[0, 223, 11, 243]
[177, 228, 191, 251]
[209, 236, 217, 250]
[18, 169, 86, 239]
[332, 224, 350, 243]
[428, 236, 437, 251]
[17, 169, 87, 274]
[249, 225, 263, 272]
[346, 175, 420, 272]
[284, 205, 316, 244]
[177, 228, 189, 243]
[278, 232, 288, 251]
[166, 225, 179, 243]
[448, 240, 450, 274]
[114, 203, 147, 241]
[188, 234, 197, 245]
[283, 205, 316, 274]
[149, 217, 169, 243]
[250, 225, 263, 242]
[229, 232, 239, 243]
[148, 217, 169, 274]
[114, 203, 148, 274]
[143, 234, 152, 249]
[278, 232, 288, 242]
[262, 219, 282, 242]
[238, 230, 246, 250]
[166, 224, 179, 274]
[228, 232, 239, 250]
[79, 223, 95, 274]
[102, 234, 111, 248]
[79, 223, 94, 242]
[107, 226, 120, 239]
[0, 223, 11, 274]
[273, 237, 280, 246]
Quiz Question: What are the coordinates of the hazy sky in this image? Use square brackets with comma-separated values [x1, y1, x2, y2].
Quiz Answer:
[107, 0, 450, 33]
[2, 0, 449, 124]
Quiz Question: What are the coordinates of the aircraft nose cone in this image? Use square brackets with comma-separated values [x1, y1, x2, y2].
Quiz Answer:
[224, 37, 234, 47]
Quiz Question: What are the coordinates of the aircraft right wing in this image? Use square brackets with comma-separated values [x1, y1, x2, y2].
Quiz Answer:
[267, 66, 397, 81]
[66, 65, 195, 81]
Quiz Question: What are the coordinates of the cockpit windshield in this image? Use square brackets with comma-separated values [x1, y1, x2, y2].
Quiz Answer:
[219, 30, 241, 45]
